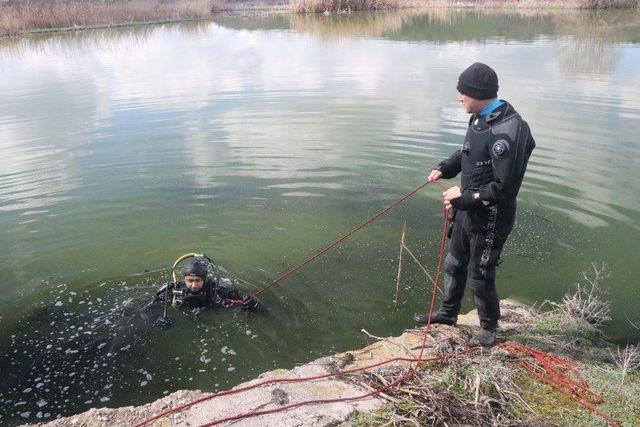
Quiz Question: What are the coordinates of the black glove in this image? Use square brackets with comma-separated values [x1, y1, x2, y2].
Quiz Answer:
[241, 295, 258, 311]
[153, 316, 172, 329]
[156, 282, 175, 296]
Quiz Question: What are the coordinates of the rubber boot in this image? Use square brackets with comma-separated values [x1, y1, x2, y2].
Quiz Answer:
[413, 311, 457, 325]
[470, 328, 496, 347]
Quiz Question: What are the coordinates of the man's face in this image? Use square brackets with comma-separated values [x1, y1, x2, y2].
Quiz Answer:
[457, 92, 486, 114]
[184, 275, 204, 292]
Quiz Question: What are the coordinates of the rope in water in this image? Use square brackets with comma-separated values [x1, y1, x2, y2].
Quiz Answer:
[195, 201, 452, 427]
[209, 178, 446, 307]
[251, 179, 448, 298]
[134, 179, 618, 427]
[134, 179, 446, 427]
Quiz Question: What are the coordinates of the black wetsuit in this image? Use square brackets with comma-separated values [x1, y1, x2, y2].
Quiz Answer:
[436, 101, 535, 330]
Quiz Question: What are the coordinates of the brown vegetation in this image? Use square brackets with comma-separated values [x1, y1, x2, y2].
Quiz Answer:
[351, 295, 639, 426]
[0, 0, 223, 36]
[1, 0, 638, 36]
[290, 0, 639, 13]
[546, 262, 611, 327]
[289, 9, 421, 39]
[415, 0, 639, 8]
[581, 0, 639, 6]
[290, 0, 407, 13]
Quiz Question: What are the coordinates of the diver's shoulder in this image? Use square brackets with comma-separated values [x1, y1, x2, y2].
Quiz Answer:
[489, 102, 528, 140]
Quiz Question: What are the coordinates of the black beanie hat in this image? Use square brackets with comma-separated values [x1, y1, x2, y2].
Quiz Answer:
[181, 258, 208, 280]
[456, 63, 499, 100]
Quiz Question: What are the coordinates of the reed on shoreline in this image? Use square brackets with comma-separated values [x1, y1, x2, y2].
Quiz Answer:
[0, 0, 223, 36]
[291, 0, 639, 13]
[290, 0, 406, 13]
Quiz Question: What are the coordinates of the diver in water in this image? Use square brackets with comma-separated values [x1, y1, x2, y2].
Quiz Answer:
[156, 256, 260, 311]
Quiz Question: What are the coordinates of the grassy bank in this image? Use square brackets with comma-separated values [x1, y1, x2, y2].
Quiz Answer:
[0, 0, 224, 36]
[349, 265, 640, 426]
[350, 315, 639, 425]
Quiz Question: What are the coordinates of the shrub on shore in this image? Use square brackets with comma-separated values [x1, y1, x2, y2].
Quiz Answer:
[546, 262, 612, 328]
[0, 0, 223, 36]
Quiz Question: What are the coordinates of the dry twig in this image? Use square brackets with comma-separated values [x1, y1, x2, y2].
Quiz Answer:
[609, 344, 640, 385]
[548, 262, 611, 327]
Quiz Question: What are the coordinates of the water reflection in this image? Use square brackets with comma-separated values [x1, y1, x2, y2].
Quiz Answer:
[1, 8, 639, 424]
[558, 39, 620, 75]
[289, 10, 421, 40]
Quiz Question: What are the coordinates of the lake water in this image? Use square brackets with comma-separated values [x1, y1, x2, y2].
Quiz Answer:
[1, 8, 639, 424]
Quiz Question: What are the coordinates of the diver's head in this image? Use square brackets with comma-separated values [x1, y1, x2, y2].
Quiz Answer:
[181, 258, 208, 292]
[456, 62, 498, 114]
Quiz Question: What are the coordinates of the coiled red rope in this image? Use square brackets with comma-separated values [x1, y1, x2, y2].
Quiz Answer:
[498, 342, 620, 426]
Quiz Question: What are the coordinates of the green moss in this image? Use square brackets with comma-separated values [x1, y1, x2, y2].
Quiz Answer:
[534, 313, 596, 337]
[349, 405, 398, 426]
[513, 363, 640, 425]
[511, 314, 612, 363]
[508, 317, 639, 425]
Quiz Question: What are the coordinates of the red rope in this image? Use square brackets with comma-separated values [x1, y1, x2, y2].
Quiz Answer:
[252, 179, 447, 298]
[134, 179, 618, 427]
[197, 193, 453, 427]
[134, 179, 447, 427]
[415, 206, 449, 368]
[132, 353, 460, 427]
[499, 342, 620, 426]
[197, 352, 476, 426]
[220, 299, 243, 307]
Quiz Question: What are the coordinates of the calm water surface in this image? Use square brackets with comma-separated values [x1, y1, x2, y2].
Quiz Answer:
[1, 9, 639, 424]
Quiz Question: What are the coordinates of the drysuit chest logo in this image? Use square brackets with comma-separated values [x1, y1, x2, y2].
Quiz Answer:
[492, 140, 509, 158]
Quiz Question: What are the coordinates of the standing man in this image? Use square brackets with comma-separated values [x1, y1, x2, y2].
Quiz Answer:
[414, 63, 535, 347]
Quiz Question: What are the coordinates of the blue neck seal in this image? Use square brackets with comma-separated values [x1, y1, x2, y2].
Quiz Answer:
[478, 98, 504, 117]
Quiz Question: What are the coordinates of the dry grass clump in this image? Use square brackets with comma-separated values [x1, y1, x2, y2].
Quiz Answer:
[349, 347, 539, 426]
[0, 0, 223, 36]
[547, 262, 611, 328]
[290, 0, 407, 13]
[609, 344, 640, 385]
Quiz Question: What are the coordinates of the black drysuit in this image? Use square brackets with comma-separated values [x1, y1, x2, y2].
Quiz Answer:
[170, 281, 255, 308]
[158, 279, 257, 310]
[436, 101, 535, 330]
